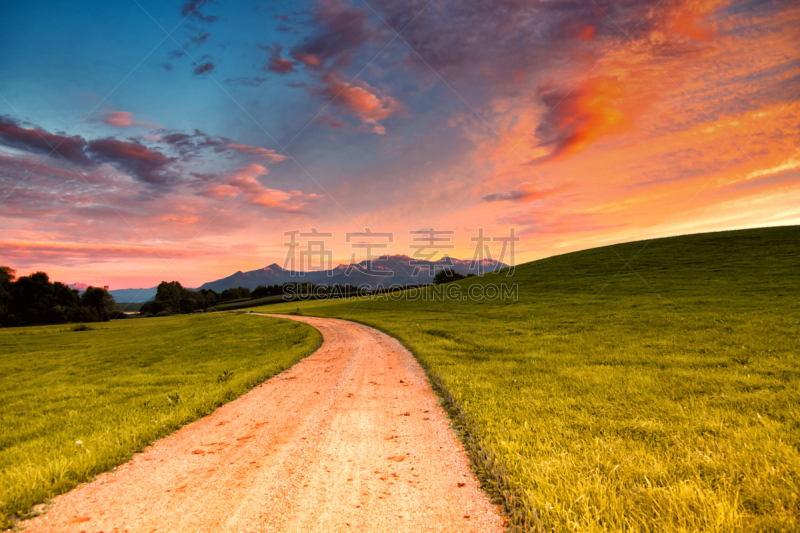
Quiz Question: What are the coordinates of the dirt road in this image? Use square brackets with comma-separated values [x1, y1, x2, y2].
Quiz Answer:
[20, 314, 503, 532]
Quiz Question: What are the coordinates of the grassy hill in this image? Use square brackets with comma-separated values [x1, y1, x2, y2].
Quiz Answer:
[256, 225, 800, 532]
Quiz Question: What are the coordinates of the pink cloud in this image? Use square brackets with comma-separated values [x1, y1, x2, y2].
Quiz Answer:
[204, 164, 321, 210]
[103, 111, 163, 129]
[292, 52, 323, 69]
[316, 73, 404, 134]
[223, 141, 288, 162]
[0, 240, 209, 262]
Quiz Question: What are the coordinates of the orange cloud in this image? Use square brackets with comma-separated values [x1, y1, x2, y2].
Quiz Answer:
[483, 182, 567, 203]
[670, 1, 722, 42]
[318, 73, 404, 134]
[205, 164, 321, 210]
[534, 76, 636, 162]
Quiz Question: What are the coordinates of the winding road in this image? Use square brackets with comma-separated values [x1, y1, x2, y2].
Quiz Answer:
[20, 314, 503, 532]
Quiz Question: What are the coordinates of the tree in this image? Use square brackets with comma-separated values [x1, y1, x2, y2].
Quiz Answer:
[251, 285, 282, 299]
[0, 268, 116, 326]
[0, 266, 16, 324]
[433, 268, 466, 285]
[139, 282, 220, 316]
[9, 271, 54, 325]
[53, 281, 80, 308]
[220, 287, 251, 301]
[80, 286, 117, 321]
[195, 288, 219, 309]
[252, 285, 269, 299]
[155, 281, 184, 307]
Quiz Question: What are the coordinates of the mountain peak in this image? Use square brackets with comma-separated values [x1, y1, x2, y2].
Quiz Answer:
[196, 255, 511, 292]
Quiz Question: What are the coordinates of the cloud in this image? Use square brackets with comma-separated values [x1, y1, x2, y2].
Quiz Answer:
[157, 129, 286, 164]
[201, 164, 321, 210]
[96, 111, 163, 129]
[161, 63, 174, 71]
[0, 116, 91, 165]
[193, 61, 215, 75]
[181, 0, 219, 23]
[483, 182, 565, 202]
[733, 152, 800, 185]
[292, 52, 324, 69]
[0, 240, 210, 262]
[0, 152, 113, 216]
[315, 115, 345, 130]
[670, 6, 715, 42]
[225, 76, 267, 86]
[314, 73, 404, 134]
[285, 0, 721, 146]
[261, 43, 295, 74]
[0, 118, 179, 187]
[222, 141, 288, 162]
[289, 0, 372, 70]
[277, 1, 411, 134]
[532, 76, 635, 162]
[86, 138, 177, 186]
[503, 210, 628, 237]
[268, 56, 295, 73]
[190, 31, 211, 46]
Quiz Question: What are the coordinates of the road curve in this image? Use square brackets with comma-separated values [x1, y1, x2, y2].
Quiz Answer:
[19, 314, 504, 533]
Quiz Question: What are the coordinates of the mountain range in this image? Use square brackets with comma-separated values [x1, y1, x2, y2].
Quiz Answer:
[103, 255, 509, 302]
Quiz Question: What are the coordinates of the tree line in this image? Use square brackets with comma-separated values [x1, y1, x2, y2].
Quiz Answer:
[138, 282, 289, 316]
[0, 265, 475, 327]
[0, 267, 117, 327]
[138, 274, 473, 317]
[138, 281, 388, 316]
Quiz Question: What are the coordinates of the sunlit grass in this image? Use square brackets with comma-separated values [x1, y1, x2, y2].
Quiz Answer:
[0, 313, 320, 528]
[256, 226, 800, 532]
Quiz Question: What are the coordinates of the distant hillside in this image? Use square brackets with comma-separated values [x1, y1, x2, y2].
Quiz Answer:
[108, 287, 158, 303]
[107, 255, 507, 300]
[505, 224, 800, 297]
[197, 255, 508, 292]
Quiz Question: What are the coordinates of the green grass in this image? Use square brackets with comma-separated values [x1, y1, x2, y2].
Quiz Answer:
[209, 294, 286, 311]
[0, 313, 320, 528]
[255, 225, 800, 532]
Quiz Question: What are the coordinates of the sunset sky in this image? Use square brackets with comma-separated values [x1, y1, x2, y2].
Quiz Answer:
[1, 0, 798, 289]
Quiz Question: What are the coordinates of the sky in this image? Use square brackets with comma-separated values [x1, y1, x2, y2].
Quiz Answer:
[0, 0, 798, 289]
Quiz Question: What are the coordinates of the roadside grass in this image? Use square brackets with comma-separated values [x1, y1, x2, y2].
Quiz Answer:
[0, 313, 320, 528]
[209, 294, 286, 312]
[255, 226, 800, 532]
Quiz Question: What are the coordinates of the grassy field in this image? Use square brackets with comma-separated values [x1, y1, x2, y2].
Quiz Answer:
[255, 225, 800, 532]
[209, 294, 286, 311]
[0, 313, 320, 528]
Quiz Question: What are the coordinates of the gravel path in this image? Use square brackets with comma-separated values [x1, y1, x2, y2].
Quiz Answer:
[19, 314, 504, 533]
